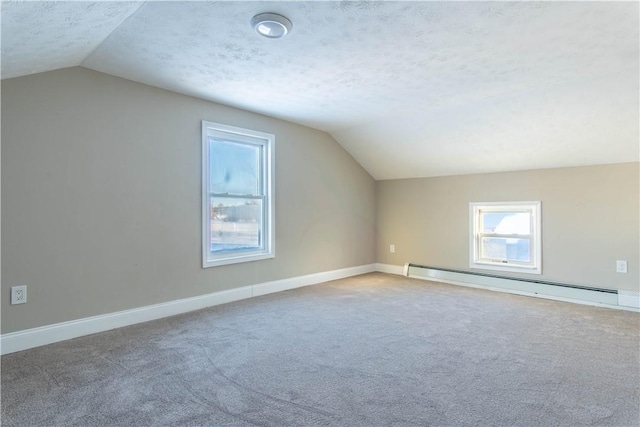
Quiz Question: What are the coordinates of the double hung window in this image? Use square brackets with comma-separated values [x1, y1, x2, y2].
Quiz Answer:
[469, 201, 541, 274]
[202, 121, 274, 268]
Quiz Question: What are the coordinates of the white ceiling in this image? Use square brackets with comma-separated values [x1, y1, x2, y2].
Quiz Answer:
[2, 1, 638, 180]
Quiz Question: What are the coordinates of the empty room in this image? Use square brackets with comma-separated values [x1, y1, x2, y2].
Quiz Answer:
[1, 1, 639, 426]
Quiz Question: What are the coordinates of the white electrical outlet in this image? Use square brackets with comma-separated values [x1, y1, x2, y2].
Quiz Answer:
[390, 244, 395, 253]
[616, 260, 628, 274]
[11, 285, 27, 305]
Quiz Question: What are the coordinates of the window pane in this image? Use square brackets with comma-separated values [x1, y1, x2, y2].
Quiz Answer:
[481, 211, 531, 235]
[209, 139, 260, 195]
[210, 197, 262, 254]
[481, 237, 531, 262]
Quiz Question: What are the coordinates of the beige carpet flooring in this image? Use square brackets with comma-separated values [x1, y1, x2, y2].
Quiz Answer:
[2, 273, 639, 426]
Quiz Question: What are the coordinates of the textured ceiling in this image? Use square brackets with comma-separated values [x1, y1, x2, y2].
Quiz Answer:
[2, 1, 638, 179]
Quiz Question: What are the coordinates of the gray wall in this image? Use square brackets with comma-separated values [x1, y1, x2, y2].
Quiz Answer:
[3, 66, 638, 335]
[376, 163, 640, 291]
[1, 67, 376, 333]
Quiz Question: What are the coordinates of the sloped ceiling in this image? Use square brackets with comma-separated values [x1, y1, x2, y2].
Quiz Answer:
[2, 1, 638, 179]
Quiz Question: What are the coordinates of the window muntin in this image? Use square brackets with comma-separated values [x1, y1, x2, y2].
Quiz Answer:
[470, 202, 541, 274]
[202, 121, 274, 268]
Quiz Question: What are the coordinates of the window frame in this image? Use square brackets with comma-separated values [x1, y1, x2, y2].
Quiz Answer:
[469, 201, 541, 275]
[202, 121, 274, 268]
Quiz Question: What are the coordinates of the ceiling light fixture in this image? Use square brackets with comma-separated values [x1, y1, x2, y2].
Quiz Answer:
[251, 13, 292, 39]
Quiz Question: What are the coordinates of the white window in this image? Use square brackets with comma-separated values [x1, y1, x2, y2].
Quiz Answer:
[202, 121, 274, 268]
[469, 201, 541, 274]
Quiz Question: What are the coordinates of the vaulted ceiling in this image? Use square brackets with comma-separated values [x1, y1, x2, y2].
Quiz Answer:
[2, 1, 638, 179]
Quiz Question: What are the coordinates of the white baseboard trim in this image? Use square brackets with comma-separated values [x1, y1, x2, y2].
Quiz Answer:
[374, 263, 405, 275]
[253, 264, 376, 297]
[1, 264, 377, 355]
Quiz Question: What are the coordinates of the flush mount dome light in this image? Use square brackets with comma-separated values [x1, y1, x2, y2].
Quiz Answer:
[251, 13, 292, 38]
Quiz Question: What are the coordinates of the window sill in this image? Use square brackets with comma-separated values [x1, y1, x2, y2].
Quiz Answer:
[470, 261, 541, 275]
[203, 252, 275, 268]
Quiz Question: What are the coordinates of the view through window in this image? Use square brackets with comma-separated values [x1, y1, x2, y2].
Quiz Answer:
[202, 121, 274, 268]
[470, 202, 541, 274]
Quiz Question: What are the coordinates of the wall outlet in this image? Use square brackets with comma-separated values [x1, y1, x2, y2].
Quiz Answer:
[616, 260, 627, 274]
[389, 244, 395, 253]
[11, 285, 27, 305]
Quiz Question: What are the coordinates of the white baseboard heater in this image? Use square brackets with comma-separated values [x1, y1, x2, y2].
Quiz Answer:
[404, 263, 626, 307]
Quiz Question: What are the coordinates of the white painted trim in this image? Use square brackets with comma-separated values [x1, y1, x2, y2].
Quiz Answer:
[1, 264, 376, 355]
[0, 287, 251, 356]
[374, 263, 405, 276]
[253, 264, 376, 297]
[201, 121, 275, 269]
[469, 201, 542, 275]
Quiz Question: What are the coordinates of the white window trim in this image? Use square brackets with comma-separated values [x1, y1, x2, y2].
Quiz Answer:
[202, 121, 275, 268]
[469, 201, 541, 275]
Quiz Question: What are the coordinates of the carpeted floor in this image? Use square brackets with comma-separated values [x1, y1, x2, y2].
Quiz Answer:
[2, 273, 639, 426]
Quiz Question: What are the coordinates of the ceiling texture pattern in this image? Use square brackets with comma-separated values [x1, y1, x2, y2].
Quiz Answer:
[2, 1, 638, 179]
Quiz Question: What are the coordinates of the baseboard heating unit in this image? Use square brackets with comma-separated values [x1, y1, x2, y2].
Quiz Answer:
[404, 263, 638, 309]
